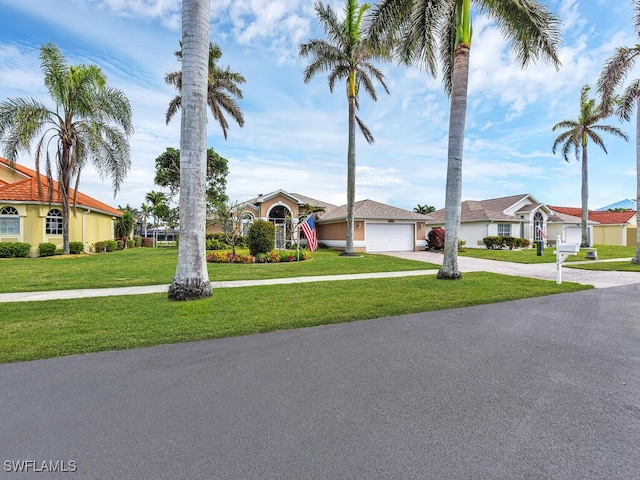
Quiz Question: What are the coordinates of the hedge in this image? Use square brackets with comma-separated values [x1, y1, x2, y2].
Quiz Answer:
[483, 236, 530, 250]
[0, 242, 31, 258]
[38, 242, 57, 257]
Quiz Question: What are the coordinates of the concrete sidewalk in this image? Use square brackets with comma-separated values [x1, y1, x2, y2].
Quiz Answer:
[0, 269, 439, 303]
[2, 252, 639, 303]
[385, 250, 640, 289]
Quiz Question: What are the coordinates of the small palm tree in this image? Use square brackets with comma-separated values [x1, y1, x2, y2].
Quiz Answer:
[139, 203, 154, 238]
[552, 85, 628, 247]
[299, 0, 390, 256]
[165, 41, 245, 139]
[414, 204, 436, 214]
[369, 0, 562, 278]
[145, 190, 168, 248]
[0, 43, 133, 254]
[598, 0, 640, 263]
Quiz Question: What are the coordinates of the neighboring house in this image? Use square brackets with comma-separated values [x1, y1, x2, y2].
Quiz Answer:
[548, 206, 637, 247]
[426, 194, 560, 248]
[0, 158, 122, 256]
[315, 199, 428, 252]
[208, 189, 428, 252]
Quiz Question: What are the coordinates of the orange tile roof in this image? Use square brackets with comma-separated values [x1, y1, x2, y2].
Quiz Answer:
[0, 158, 122, 216]
[548, 206, 636, 225]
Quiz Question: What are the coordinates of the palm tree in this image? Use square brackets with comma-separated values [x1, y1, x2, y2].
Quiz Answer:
[145, 190, 168, 248]
[165, 41, 245, 139]
[369, 0, 562, 278]
[0, 43, 133, 254]
[167, 0, 213, 301]
[139, 203, 153, 238]
[299, 0, 390, 256]
[414, 204, 436, 214]
[598, 0, 640, 263]
[552, 85, 628, 247]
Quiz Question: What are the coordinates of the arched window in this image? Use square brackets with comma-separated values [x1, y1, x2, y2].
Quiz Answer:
[0, 206, 20, 235]
[46, 209, 63, 235]
[241, 213, 254, 236]
[534, 212, 544, 241]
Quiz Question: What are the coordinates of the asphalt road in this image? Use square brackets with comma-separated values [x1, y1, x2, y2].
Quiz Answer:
[1, 285, 639, 479]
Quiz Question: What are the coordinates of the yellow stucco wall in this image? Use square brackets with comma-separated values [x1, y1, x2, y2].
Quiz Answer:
[627, 227, 637, 247]
[0, 203, 116, 256]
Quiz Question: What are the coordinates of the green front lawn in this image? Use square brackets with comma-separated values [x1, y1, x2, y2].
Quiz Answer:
[0, 247, 438, 293]
[459, 244, 636, 264]
[566, 260, 640, 272]
[0, 272, 591, 364]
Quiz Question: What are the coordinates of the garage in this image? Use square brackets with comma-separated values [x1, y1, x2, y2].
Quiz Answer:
[366, 223, 415, 252]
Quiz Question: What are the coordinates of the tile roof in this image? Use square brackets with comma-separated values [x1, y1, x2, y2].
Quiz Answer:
[0, 158, 122, 216]
[548, 206, 636, 225]
[243, 190, 337, 210]
[318, 199, 428, 221]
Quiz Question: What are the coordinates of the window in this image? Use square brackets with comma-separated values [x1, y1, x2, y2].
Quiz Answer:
[241, 213, 254, 236]
[46, 209, 63, 235]
[0, 206, 20, 235]
[498, 224, 511, 236]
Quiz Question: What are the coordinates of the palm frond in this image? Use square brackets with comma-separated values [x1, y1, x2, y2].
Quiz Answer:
[356, 114, 375, 144]
[479, 0, 562, 69]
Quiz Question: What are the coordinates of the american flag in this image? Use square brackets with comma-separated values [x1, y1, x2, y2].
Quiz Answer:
[537, 226, 547, 239]
[300, 215, 318, 251]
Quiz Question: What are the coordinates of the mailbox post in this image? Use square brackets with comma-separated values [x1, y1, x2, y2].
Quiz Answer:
[554, 235, 580, 284]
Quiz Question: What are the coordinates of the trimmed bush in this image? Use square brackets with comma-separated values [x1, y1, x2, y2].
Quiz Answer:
[247, 220, 275, 256]
[427, 227, 445, 250]
[206, 238, 229, 250]
[127, 239, 136, 249]
[106, 240, 118, 252]
[133, 235, 143, 247]
[54, 248, 64, 255]
[0, 242, 31, 258]
[141, 238, 154, 248]
[39, 242, 57, 257]
[69, 242, 84, 254]
[483, 236, 529, 250]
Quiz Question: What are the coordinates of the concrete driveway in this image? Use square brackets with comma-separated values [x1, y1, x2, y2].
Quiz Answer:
[383, 250, 640, 288]
[1, 285, 639, 479]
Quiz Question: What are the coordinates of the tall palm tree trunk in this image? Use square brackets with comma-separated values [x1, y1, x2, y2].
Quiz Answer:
[438, 44, 470, 280]
[634, 99, 640, 263]
[581, 141, 589, 247]
[168, 0, 212, 301]
[60, 145, 72, 255]
[344, 95, 357, 256]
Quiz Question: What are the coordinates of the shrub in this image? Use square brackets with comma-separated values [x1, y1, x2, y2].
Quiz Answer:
[0, 242, 31, 258]
[483, 236, 529, 250]
[127, 239, 136, 249]
[105, 240, 118, 252]
[54, 248, 64, 255]
[458, 239, 466, 251]
[247, 220, 275, 256]
[141, 238, 154, 247]
[133, 235, 143, 247]
[237, 254, 254, 264]
[116, 239, 125, 250]
[427, 227, 445, 250]
[93, 241, 106, 253]
[39, 242, 57, 257]
[207, 251, 232, 263]
[69, 242, 84, 254]
[206, 238, 229, 250]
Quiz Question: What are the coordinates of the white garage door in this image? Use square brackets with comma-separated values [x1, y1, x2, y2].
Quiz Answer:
[564, 227, 582, 244]
[366, 223, 415, 252]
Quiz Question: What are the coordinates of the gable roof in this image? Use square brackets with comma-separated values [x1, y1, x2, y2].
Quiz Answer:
[0, 158, 122, 217]
[427, 194, 549, 223]
[243, 190, 337, 211]
[549, 206, 636, 225]
[318, 199, 428, 222]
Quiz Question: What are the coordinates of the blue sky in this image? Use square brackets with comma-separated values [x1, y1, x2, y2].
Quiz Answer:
[0, 0, 636, 212]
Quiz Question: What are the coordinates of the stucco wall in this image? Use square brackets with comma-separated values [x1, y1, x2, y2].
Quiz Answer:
[1, 203, 115, 255]
[256, 194, 299, 219]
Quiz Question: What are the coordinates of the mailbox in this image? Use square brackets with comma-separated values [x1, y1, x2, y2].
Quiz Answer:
[556, 243, 580, 254]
